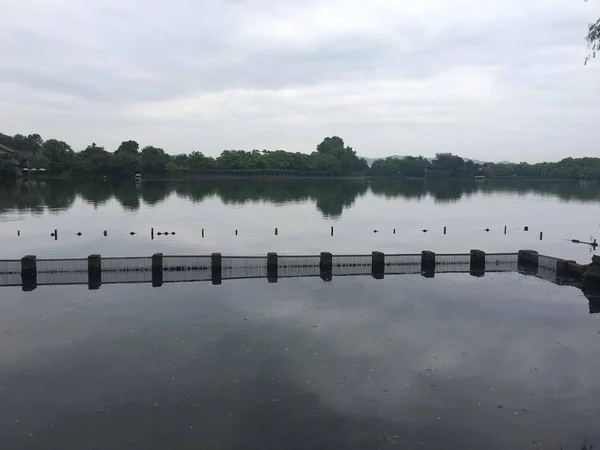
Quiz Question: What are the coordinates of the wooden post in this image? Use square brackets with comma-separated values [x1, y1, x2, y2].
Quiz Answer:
[539, 231, 543, 241]
[267, 252, 278, 283]
[88, 254, 102, 290]
[211, 253, 222, 285]
[518, 250, 539, 275]
[151, 227, 154, 240]
[443, 226, 447, 235]
[372, 251, 385, 280]
[320, 252, 333, 281]
[330, 226, 334, 237]
[470, 249, 485, 277]
[152, 253, 163, 287]
[21, 255, 37, 291]
[421, 251, 435, 278]
[54, 229, 58, 241]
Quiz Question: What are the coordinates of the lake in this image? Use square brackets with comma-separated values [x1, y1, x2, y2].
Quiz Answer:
[1, 179, 600, 449]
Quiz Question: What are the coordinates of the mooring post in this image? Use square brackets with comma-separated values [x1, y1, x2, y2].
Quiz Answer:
[88, 254, 102, 290]
[211, 253, 222, 285]
[21, 255, 37, 291]
[443, 226, 447, 235]
[421, 251, 436, 278]
[267, 252, 278, 283]
[504, 225, 507, 235]
[151, 227, 154, 240]
[372, 251, 385, 280]
[320, 252, 333, 281]
[524, 226, 529, 231]
[152, 253, 163, 288]
[517, 250, 539, 275]
[470, 249, 486, 277]
[330, 226, 334, 237]
[54, 229, 58, 241]
[275, 228, 278, 236]
[540, 231, 543, 241]
[202, 228, 204, 238]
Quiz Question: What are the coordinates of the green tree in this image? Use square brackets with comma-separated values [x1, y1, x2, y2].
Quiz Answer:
[587, 17, 600, 63]
[141, 146, 170, 175]
[115, 140, 140, 155]
[39, 139, 76, 174]
[78, 143, 112, 175]
[315, 137, 368, 174]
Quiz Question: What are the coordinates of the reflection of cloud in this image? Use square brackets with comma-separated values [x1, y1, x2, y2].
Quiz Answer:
[1, 275, 598, 448]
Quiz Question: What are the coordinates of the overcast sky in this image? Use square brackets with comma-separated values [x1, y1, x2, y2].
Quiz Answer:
[1, 0, 599, 162]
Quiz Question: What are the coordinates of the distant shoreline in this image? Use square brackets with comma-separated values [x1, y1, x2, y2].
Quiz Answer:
[4, 174, 599, 183]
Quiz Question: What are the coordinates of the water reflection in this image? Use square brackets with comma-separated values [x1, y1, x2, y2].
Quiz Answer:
[1, 178, 600, 218]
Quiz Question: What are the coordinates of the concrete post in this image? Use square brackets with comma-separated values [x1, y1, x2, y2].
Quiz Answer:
[211, 253, 222, 285]
[517, 250, 539, 275]
[267, 252, 278, 283]
[88, 254, 102, 290]
[21, 255, 37, 291]
[320, 252, 333, 282]
[470, 249, 486, 277]
[372, 251, 385, 280]
[152, 253, 163, 288]
[421, 251, 436, 278]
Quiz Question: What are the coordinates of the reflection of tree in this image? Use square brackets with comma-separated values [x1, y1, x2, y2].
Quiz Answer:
[0, 180, 76, 214]
[139, 182, 173, 206]
[78, 180, 113, 208]
[4, 179, 600, 218]
[173, 180, 368, 218]
[112, 181, 141, 211]
[371, 179, 600, 205]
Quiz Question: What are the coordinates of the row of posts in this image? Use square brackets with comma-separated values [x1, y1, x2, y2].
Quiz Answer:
[21, 226, 549, 240]
[16, 250, 556, 291]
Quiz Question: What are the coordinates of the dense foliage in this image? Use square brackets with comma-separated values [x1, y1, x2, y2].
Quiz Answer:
[0, 132, 368, 178]
[2, 131, 600, 179]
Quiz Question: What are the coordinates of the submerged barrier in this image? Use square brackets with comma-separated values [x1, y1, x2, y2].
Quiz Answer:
[2, 250, 599, 313]
[2, 251, 518, 290]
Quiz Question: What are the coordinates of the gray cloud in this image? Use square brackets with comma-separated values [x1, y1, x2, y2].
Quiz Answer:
[0, 0, 599, 160]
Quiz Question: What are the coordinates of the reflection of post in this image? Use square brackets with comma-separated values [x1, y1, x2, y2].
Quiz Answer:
[88, 254, 102, 290]
[372, 251, 384, 280]
[21, 255, 37, 291]
[320, 252, 333, 281]
[470, 249, 485, 277]
[421, 251, 435, 278]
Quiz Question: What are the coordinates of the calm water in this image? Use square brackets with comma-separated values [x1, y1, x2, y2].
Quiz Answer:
[1, 178, 600, 261]
[1, 179, 600, 449]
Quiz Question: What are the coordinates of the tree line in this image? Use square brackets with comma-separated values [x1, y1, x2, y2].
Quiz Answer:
[0, 133, 368, 178]
[2, 131, 600, 179]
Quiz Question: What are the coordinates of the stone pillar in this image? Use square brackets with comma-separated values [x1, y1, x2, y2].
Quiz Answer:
[421, 251, 436, 278]
[267, 252, 278, 283]
[21, 255, 37, 291]
[517, 250, 539, 275]
[88, 254, 102, 290]
[470, 249, 486, 277]
[211, 253, 222, 285]
[152, 253, 163, 288]
[320, 252, 333, 282]
[372, 251, 385, 280]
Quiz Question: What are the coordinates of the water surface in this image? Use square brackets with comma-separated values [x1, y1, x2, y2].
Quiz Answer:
[1, 179, 599, 449]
